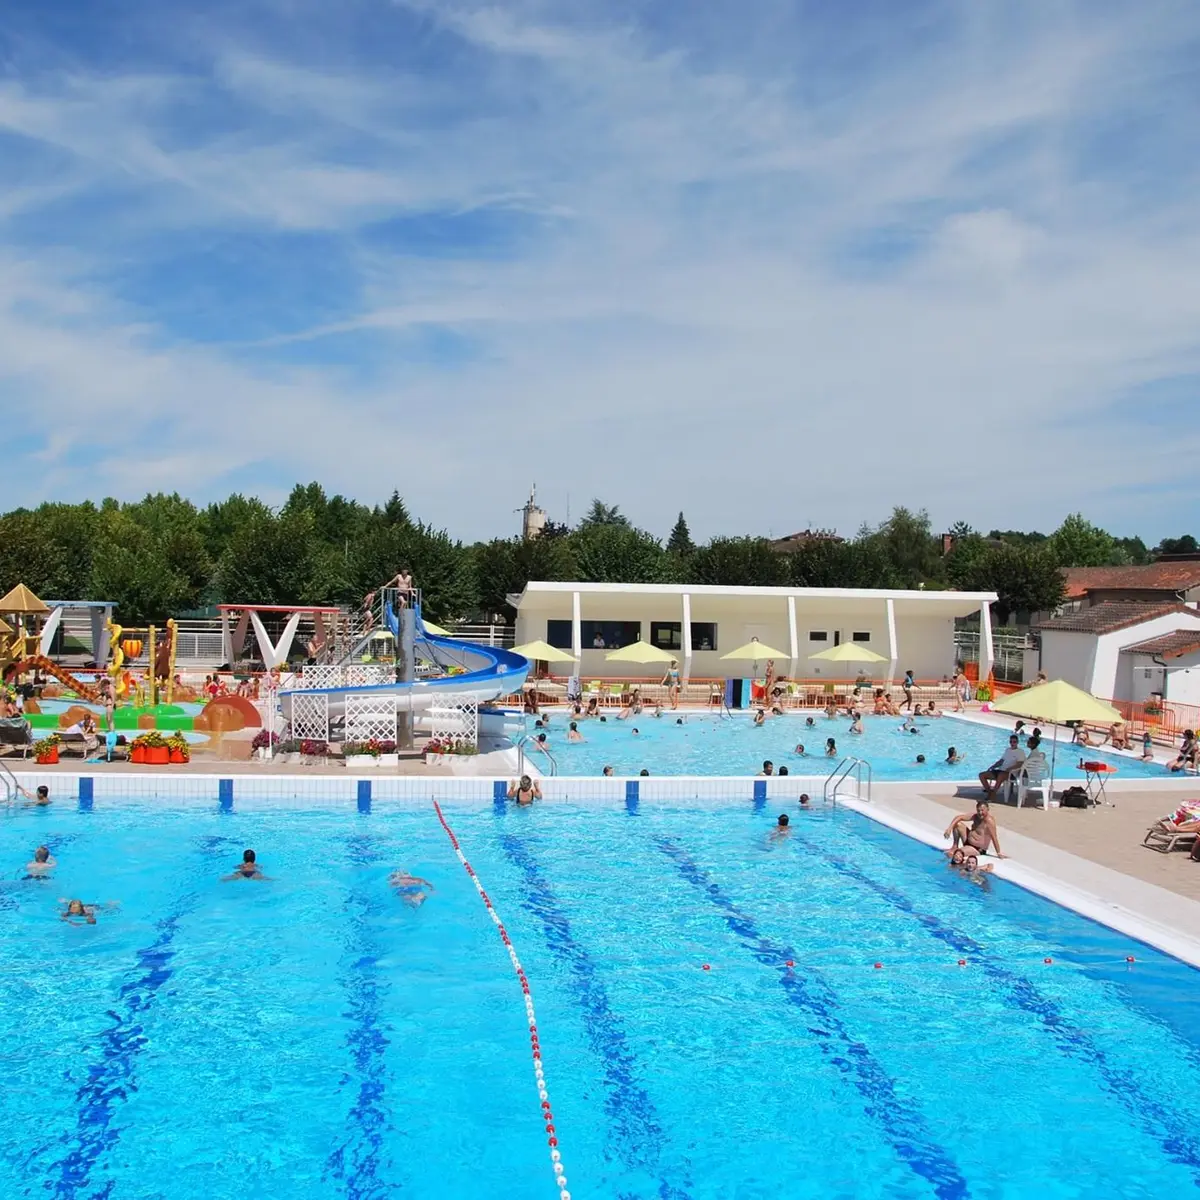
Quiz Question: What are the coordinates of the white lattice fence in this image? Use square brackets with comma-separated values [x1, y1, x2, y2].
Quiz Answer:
[288, 693, 330, 742]
[345, 665, 392, 688]
[301, 665, 344, 689]
[344, 693, 398, 743]
[429, 696, 479, 748]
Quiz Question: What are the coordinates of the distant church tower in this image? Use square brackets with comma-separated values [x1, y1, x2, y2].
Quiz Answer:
[520, 485, 547, 541]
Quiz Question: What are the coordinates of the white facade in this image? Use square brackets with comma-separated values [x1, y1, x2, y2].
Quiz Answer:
[1124, 649, 1200, 708]
[512, 582, 997, 682]
[1039, 609, 1200, 700]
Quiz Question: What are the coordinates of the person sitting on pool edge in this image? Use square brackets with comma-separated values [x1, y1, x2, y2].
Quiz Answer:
[389, 869, 435, 908]
[508, 775, 542, 804]
[943, 800, 1006, 859]
[978, 735, 1025, 795]
[223, 849, 270, 881]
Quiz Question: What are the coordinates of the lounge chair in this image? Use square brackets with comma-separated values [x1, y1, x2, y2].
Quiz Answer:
[58, 728, 99, 758]
[0, 717, 33, 758]
[1143, 802, 1200, 853]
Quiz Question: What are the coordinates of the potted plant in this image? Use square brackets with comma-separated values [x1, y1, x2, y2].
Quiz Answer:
[166, 732, 191, 764]
[300, 738, 329, 761]
[34, 734, 60, 765]
[133, 731, 170, 765]
[344, 738, 398, 768]
[250, 729, 280, 760]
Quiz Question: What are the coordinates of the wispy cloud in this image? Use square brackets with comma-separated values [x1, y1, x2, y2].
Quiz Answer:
[3, 0, 1200, 541]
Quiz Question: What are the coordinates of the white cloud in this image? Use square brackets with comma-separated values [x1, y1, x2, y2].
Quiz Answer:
[3, 0, 1200, 543]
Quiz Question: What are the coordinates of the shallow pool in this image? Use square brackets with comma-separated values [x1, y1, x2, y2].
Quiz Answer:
[2, 797, 1198, 1198]
[536, 711, 1162, 780]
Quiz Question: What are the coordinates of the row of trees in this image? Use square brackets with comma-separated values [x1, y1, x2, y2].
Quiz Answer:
[0, 486, 1189, 627]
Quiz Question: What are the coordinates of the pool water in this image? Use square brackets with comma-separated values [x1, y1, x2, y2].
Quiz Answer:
[539, 711, 1163, 780]
[3, 797, 1199, 1199]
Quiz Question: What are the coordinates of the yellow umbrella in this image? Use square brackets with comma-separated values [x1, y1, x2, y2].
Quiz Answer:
[808, 642, 889, 665]
[991, 680, 1122, 806]
[512, 640, 579, 664]
[0, 583, 48, 614]
[606, 640, 678, 665]
[721, 638, 788, 662]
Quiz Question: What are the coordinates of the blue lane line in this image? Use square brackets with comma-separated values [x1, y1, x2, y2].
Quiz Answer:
[657, 836, 969, 1200]
[51, 838, 232, 1198]
[799, 833, 1200, 1185]
[498, 832, 693, 1200]
[325, 835, 397, 1200]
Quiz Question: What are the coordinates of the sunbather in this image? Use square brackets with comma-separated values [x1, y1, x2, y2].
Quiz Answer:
[1169, 730, 1198, 773]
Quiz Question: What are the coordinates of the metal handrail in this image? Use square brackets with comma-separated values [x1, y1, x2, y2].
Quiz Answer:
[514, 733, 558, 777]
[823, 756, 872, 804]
[0, 757, 20, 805]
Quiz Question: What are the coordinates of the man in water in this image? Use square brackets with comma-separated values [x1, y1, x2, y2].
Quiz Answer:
[389, 870, 435, 908]
[943, 800, 1006, 859]
[223, 849, 270, 881]
[979, 735, 1025, 795]
[20, 785, 50, 807]
[770, 813, 791, 840]
[760, 760, 774, 776]
[25, 846, 55, 879]
[798, 793, 811, 807]
[507, 775, 542, 805]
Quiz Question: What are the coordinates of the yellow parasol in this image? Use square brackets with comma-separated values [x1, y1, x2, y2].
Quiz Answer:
[808, 642, 889, 665]
[721, 638, 788, 662]
[605, 640, 678, 665]
[512, 640, 579, 664]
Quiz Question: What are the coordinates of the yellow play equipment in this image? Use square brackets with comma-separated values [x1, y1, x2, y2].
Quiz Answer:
[105, 617, 178, 706]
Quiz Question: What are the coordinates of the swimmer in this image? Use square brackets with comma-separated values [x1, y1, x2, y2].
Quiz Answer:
[567, 721, 585, 743]
[798, 792, 811, 807]
[21, 785, 50, 807]
[848, 714, 864, 735]
[60, 899, 97, 925]
[760, 760, 774, 776]
[585, 697, 600, 717]
[602, 765, 614, 776]
[533, 733, 551, 752]
[925, 701, 942, 717]
[960, 851, 994, 878]
[639, 768, 650, 776]
[599, 715, 607, 724]
[389, 870, 435, 908]
[223, 849, 270, 881]
[631, 727, 640, 736]
[825, 738, 837, 757]
[794, 743, 807, 756]
[824, 703, 838, 720]
[753, 708, 766, 727]
[770, 813, 791, 841]
[804, 716, 816, 729]
[946, 746, 964, 765]
[508, 775, 542, 805]
[25, 846, 56, 879]
[901, 714, 920, 732]
[778, 765, 789, 776]
[915, 754, 926, 765]
[675, 717, 685, 725]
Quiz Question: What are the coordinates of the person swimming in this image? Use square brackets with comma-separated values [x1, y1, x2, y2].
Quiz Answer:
[805, 716, 816, 729]
[770, 813, 791, 840]
[602, 765, 614, 776]
[223, 849, 269, 881]
[25, 846, 55, 879]
[778, 765, 789, 776]
[848, 714, 864, 735]
[761, 760, 774, 776]
[60, 899, 97, 925]
[915, 754, 926, 764]
[753, 709, 766, 726]
[798, 793, 811, 807]
[21, 785, 50, 807]
[508, 775, 541, 805]
[794, 743, 807, 756]
[825, 738, 837, 757]
[567, 721, 584, 743]
[946, 746, 963, 764]
[389, 870, 435, 908]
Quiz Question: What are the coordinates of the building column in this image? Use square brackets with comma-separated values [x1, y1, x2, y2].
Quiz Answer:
[221, 610, 233, 666]
[571, 591, 582, 664]
[681, 592, 693, 683]
[885, 597, 898, 687]
[979, 599, 995, 689]
[787, 596, 799, 680]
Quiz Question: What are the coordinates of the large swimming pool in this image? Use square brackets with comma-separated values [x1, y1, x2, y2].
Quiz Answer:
[3, 796, 1198, 1198]
[536, 711, 1163, 780]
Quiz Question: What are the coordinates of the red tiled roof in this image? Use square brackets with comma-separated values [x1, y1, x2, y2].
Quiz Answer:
[1122, 631, 1200, 659]
[1062, 563, 1200, 599]
[1035, 602, 1200, 635]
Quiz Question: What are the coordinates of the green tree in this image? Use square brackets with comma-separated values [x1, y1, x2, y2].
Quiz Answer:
[787, 538, 897, 589]
[571, 524, 670, 583]
[216, 510, 322, 606]
[943, 531, 989, 590]
[689, 537, 789, 587]
[1158, 534, 1198, 556]
[866, 506, 943, 588]
[1048, 514, 1116, 567]
[666, 512, 695, 558]
[579, 499, 629, 529]
[967, 544, 1065, 625]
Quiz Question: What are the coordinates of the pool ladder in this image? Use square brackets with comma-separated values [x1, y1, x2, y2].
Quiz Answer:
[514, 732, 558, 777]
[0, 757, 19, 806]
[824, 756, 871, 804]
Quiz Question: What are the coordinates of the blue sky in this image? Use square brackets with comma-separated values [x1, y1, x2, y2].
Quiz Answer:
[3, 0, 1199, 543]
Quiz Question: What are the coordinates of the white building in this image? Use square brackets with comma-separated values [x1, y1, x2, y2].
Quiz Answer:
[512, 582, 998, 682]
[1035, 602, 1200, 705]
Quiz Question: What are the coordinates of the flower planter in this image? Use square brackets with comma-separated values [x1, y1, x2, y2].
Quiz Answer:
[131, 745, 146, 764]
[169, 749, 189, 764]
[347, 753, 398, 769]
[145, 746, 170, 765]
[36, 749, 59, 765]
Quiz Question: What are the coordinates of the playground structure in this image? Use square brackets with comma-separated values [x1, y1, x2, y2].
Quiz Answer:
[105, 617, 179, 705]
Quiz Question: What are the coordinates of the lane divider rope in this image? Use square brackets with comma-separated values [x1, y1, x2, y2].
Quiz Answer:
[432, 801, 571, 1200]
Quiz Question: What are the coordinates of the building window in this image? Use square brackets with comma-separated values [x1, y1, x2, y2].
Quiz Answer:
[650, 622, 682, 651]
[808, 630, 828, 642]
[546, 620, 572, 650]
[852, 631, 871, 643]
[581, 620, 641, 650]
[691, 622, 718, 651]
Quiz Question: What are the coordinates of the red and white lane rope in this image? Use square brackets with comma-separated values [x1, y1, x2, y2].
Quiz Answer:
[432, 801, 571, 1200]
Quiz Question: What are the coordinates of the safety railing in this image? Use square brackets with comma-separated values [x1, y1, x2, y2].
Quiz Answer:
[515, 732, 558, 777]
[823, 756, 871, 804]
[0, 757, 20, 805]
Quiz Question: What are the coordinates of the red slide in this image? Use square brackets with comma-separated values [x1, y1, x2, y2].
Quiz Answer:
[5, 656, 103, 703]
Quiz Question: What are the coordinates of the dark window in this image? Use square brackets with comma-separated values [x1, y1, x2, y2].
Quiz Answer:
[650, 621, 682, 650]
[581, 620, 641, 649]
[691, 622, 718, 651]
[546, 620, 573, 650]
[852, 631, 872, 643]
[808, 630, 828, 642]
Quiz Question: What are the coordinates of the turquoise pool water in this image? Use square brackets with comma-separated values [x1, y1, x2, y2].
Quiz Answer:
[2, 797, 1198, 1198]
[537, 712, 1163, 779]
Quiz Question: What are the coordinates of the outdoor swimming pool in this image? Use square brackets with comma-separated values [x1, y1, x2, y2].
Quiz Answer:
[3, 796, 1198, 1199]
[538, 711, 1164, 780]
